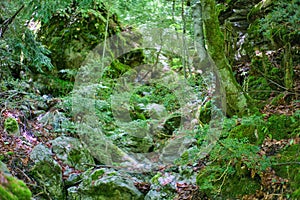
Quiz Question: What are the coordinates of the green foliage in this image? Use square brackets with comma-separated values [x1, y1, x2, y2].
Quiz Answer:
[113, 0, 180, 27]
[247, 76, 272, 100]
[36, 74, 74, 96]
[259, 0, 300, 46]
[26, 0, 108, 24]
[267, 114, 300, 139]
[104, 61, 132, 79]
[272, 144, 300, 198]
[229, 114, 268, 144]
[130, 84, 180, 115]
[0, 1, 53, 77]
[196, 138, 270, 198]
[249, 0, 300, 48]
[1, 0, 123, 96]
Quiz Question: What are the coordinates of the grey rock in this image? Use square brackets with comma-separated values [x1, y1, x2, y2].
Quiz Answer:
[146, 103, 168, 120]
[29, 144, 65, 199]
[51, 136, 95, 170]
[144, 189, 174, 200]
[0, 161, 11, 176]
[67, 168, 143, 200]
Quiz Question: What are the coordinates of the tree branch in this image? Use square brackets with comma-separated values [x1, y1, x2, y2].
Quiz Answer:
[0, 5, 24, 38]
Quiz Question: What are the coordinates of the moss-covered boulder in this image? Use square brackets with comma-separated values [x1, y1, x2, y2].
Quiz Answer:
[272, 144, 300, 198]
[29, 144, 65, 199]
[4, 117, 19, 136]
[114, 120, 154, 153]
[51, 136, 95, 170]
[38, 2, 121, 71]
[67, 168, 143, 200]
[0, 162, 32, 200]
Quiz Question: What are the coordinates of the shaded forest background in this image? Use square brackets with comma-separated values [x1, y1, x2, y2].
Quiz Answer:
[0, 0, 299, 199]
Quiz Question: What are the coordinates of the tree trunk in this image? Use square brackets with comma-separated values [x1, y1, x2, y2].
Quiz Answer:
[192, 0, 253, 116]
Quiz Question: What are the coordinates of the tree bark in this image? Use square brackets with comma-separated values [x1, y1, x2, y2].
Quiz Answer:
[192, 0, 253, 116]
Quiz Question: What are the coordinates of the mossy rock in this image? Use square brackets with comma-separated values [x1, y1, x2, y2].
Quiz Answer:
[229, 124, 266, 145]
[67, 168, 143, 200]
[220, 176, 260, 198]
[106, 61, 132, 79]
[267, 114, 299, 140]
[163, 113, 181, 135]
[51, 136, 95, 171]
[0, 174, 32, 200]
[29, 144, 65, 199]
[272, 144, 300, 198]
[38, 3, 120, 71]
[114, 120, 154, 153]
[4, 117, 19, 136]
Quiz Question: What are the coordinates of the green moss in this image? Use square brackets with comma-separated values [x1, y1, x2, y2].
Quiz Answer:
[0, 185, 18, 200]
[196, 165, 260, 199]
[228, 115, 267, 144]
[221, 176, 260, 198]
[79, 169, 143, 199]
[90, 169, 105, 180]
[293, 188, 300, 198]
[4, 117, 19, 135]
[30, 161, 65, 199]
[151, 172, 162, 185]
[6, 176, 32, 200]
[272, 144, 300, 198]
[229, 124, 266, 145]
[267, 115, 299, 139]
[110, 61, 132, 77]
[228, 113, 298, 143]
[0, 175, 32, 200]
